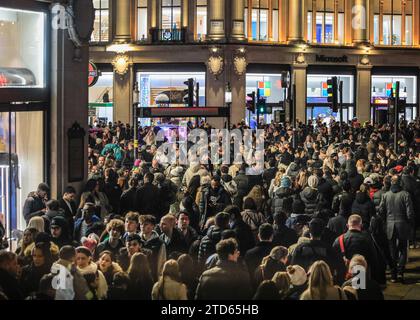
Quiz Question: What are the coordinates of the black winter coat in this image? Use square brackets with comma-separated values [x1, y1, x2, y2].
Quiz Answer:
[351, 192, 376, 230]
[195, 261, 252, 300]
[272, 224, 298, 248]
[136, 183, 161, 219]
[120, 187, 138, 215]
[271, 188, 294, 216]
[198, 226, 225, 265]
[244, 242, 273, 278]
[23, 192, 46, 224]
[231, 219, 255, 255]
[300, 188, 319, 216]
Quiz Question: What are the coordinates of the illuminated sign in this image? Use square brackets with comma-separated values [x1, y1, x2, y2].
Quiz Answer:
[373, 98, 389, 105]
[88, 62, 99, 87]
[258, 81, 271, 97]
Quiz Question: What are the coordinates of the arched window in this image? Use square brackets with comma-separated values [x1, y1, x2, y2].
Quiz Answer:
[137, 0, 148, 41]
[161, 0, 181, 30]
[196, 0, 207, 40]
[307, 0, 345, 44]
[373, 0, 413, 45]
[91, 0, 109, 42]
[245, 0, 279, 42]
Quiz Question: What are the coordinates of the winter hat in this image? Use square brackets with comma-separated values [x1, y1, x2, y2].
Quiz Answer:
[81, 237, 97, 253]
[292, 199, 306, 215]
[363, 177, 374, 185]
[286, 265, 308, 286]
[280, 176, 292, 189]
[394, 165, 404, 173]
[96, 138, 102, 145]
[307, 175, 319, 189]
[134, 159, 141, 167]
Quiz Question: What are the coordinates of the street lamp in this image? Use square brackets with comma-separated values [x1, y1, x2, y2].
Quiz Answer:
[225, 82, 232, 128]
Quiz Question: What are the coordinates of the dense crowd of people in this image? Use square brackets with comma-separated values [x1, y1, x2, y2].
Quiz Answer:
[0, 117, 419, 300]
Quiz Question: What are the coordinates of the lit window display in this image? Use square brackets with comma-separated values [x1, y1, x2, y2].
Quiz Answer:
[88, 72, 114, 124]
[0, 7, 45, 88]
[245, 0, 279, 42]
[196, 0, 207, 40]
[306, 74, 354, 123]
[0, 111, 44, 236]
[161, 0, 181, 30]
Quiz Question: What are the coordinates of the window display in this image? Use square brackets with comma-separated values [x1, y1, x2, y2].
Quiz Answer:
[88, 72, 114, 124]
[0, 7, 45, 88]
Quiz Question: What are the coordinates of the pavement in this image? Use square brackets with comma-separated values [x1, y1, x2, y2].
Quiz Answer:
[383, 236, 420, 300]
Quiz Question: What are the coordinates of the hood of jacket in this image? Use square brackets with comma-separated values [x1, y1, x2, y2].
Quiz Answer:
[274, 187, 293, 198]
[301, 187, 318, 201]
[77, 261, 98, 275]
[206, 225, 224, 242]
[355, 192, 370, 204]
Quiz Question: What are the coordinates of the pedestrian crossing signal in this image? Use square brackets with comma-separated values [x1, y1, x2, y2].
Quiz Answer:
[327, 77, 338, 112]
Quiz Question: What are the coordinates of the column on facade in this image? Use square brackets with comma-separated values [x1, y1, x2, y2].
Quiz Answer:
[206, 68, 226, 128]
[352, 0, 369, 44]
[50, 16, 90, 197]
[291, 62, 308, 124]
[113, 65, 134, 126]
[287, 0, 305, 43]
[413, 0, 420, 46]
[356, 64, 372, 123]
[114, 0, 132, 43]
[229, 63, 246, 125]
[207, 0, 226, 41]
[311, 0, 317, 43]
[231, 0, 246, 41]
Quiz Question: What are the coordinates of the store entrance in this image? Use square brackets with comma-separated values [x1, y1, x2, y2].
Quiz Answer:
[0, 111, 44, 240]
[306, 105, 353, 125]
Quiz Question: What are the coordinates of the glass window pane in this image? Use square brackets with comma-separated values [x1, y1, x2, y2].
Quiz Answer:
[196, 7, 207, 39]
[307, 12, 312, 42]
[161, 8, 172, 29]
[260, 10, 268, 41]
[100, 10, 109, 42]
[405, 15, 412, 45]
[392, 15, 401, 44]
[383, 15, 392, 45]
[252, 9, 258, 40]
[374, 15, 379, 44]
[272, 10, 279, 42]
[138, 8, 148, 40]
[244, 8, 248, 37]
[0, 8, 45, 88]
[316, 12, 323, 43]
[337, 13, 344, 44]
[172, 8, 181, 28]
[325, 13, 334, 43]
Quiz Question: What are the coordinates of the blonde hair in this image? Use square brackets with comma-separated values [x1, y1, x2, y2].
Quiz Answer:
[27, 216, 45, 233]
[274, 171, 283, 187]
[349, 254, 367, 273]
[306, 261, 334, 300]
[272, 272, 291, 297]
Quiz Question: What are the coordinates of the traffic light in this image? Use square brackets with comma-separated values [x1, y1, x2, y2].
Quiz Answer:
[184, 78, 194, 107]
[246, 92, 256, 113]
[257, 97, 270, 114]
[327, 77, 338, 112]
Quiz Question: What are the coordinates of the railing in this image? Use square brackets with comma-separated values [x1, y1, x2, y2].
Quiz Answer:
[150, 28, 187, 43]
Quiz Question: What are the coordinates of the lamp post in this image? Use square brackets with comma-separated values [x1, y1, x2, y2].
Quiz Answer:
[133, 81, 139, 160]
[225, 82, 232, 128]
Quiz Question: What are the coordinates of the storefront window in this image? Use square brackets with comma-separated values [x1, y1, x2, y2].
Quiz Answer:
[307, 0, 345, 44]
[196, 0, 207, 40]
[0, 7, 45, 88]
[373, 0, 413, 45]
[161, 0, 181, 30]
[0, 111, 44, 235]
[137, 0, 148, 41]
[91, 0, 109, 42]
[246, 73, 286, 124]
[89, 72, 114, 124]
[306, 74, 354, 123]
[372, 75, 417, 104]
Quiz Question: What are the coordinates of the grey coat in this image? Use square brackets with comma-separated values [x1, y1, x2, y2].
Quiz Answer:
[378, 186, 415, 241]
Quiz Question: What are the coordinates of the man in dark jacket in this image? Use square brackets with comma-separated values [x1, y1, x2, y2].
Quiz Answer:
[159, 214, 188, 257]
[272, 212, 298, 248]
[244, 224, 274, 281]
[333, 214, 385, 285]
[292, 218, 346, 284]
[379, 175, 415, 282]
[59, 186, 77, 235]
[263, 158, 278, 187]
[23, 183, 49, 224]
[73, 203, 102, 243]
[198, 176, 231, 228]
[0, 251, 24, 300]
[198, 212, 230, 266]
[195, 238, 252, 300]
[233, 165, 251, 209]
[225, 205, 255, 255]
[50, 216, 73, 248]
[136, 173, 161, 219]
[95, 219, 125, 260]
[120, 177, 139, 215]
[271, 177, 294, 216]
[177, 212, 199, 249]
[401, 166, 420, 247]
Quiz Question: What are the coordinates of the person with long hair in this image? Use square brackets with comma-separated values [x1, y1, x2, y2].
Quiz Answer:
[300, 261, 347, 300]
[177, 254, 199, 300]
[272, 271, 291, 299]
[151, 259, 187, 300]
[127, 252, 154, 300]
[254, 246, 288, 287]
[19, 242, 54, 297]
[75, 246, 108, 300]
[97, 250, 123, 286]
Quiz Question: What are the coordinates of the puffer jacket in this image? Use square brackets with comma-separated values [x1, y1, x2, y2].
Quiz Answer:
[241, 209, 266, 235]
[351, 192, 375, 230]
[198, 226, 225, 265]
[271, 187, 294, 216]
[300, 187, 319, 216]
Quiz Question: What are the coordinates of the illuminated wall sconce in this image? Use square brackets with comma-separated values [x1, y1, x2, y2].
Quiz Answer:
[112, 54, 132, 78]
[206, 46, 224, 79]
[233, 48, 247, 77]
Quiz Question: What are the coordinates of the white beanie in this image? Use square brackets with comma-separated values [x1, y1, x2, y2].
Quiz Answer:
[287, 265, 308, 286]
[307, 175, 319, 189]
